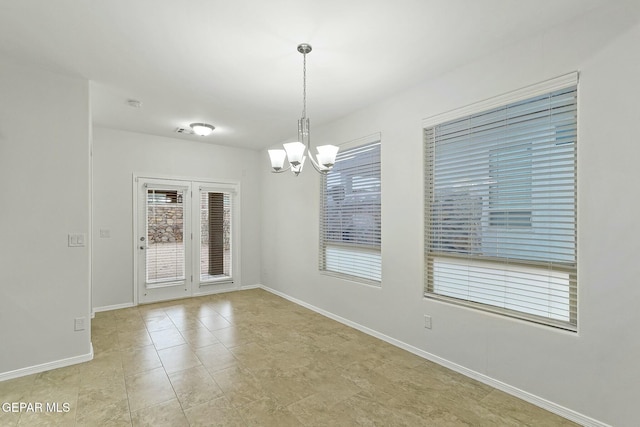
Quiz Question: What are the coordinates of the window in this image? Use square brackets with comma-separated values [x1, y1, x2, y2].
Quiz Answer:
[320, 137, 381, 284]
[424, 74, 577, 330]
[146, 189, 186, 284]
[200, 190, 232, 283]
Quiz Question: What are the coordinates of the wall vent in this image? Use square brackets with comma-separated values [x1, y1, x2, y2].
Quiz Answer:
[175, 127, 194, 134]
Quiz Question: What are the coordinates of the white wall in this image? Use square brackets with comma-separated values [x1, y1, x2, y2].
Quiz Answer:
[0, 57, 91, 375]
[261, 4, 640, 427]
[92, 127, 262, 309]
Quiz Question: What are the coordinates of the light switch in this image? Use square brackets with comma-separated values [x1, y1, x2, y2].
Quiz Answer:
[424, 315, 432, 329]
[100, 229, 111, 238]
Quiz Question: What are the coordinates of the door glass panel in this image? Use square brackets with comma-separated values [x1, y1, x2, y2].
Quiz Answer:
[146, 189, 186, 284]
[200, 191, 232, 282]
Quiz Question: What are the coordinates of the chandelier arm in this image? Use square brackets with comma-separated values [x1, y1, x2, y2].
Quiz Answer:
[307, 153, 327, 173]
[302, 118, 327, 174]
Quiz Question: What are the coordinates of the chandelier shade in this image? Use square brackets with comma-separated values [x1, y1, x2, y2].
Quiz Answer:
[267, 43, 339, 176]
[283, 141, 306, 166]
[267, 149, 287, 171]
[316, 145, 339, 168]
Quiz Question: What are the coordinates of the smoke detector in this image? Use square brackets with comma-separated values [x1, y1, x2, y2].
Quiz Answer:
[126, 99, 142, 108]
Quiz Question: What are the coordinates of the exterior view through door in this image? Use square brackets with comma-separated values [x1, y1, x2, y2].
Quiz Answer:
[136, 177, 239, 304]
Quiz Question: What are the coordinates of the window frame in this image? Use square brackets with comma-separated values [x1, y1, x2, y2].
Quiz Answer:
[423, 73, 578, 331]
[198, 189, 233, 284]
[196, 182, 239, 288]
[319, 133, 382, 286]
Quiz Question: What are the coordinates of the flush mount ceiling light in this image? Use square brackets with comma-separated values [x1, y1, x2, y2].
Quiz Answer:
[190, 123, 215, 136]
[268, 43, 339, 176]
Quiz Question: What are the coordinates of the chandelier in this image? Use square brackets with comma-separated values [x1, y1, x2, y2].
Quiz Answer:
[268, 43, 339, 176]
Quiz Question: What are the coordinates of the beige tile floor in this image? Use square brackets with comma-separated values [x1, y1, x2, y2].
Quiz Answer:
[0, 289, 578, 426]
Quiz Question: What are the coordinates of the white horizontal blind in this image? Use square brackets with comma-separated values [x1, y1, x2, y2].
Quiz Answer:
[424, 84, 577, 330]
[320, 141, 381, 283]
[146, 189, 186, 284]
[200, 191, 232, 283]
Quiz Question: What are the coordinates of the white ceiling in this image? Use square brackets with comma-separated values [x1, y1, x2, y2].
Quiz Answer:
[0, 0, 611, 150]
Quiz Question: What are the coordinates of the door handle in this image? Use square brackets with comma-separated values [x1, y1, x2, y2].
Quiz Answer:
[140, 246, 145, 250]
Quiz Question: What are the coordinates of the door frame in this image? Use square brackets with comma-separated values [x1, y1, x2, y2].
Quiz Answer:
[132, 174, 241, 306]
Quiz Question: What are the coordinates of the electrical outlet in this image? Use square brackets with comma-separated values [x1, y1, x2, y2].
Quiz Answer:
[424, 315, 432, 329]
[74, 317, 86, 331]
[68, 233, 86, 247]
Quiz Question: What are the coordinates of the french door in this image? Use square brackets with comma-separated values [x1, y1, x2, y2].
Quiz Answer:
[136, 177, 238, 304]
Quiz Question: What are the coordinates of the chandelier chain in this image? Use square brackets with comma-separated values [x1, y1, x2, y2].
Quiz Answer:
[302, 51, 307, 119]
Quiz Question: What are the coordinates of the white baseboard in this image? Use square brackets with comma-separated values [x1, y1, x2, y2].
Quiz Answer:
[259, 285, 609, 427]
[93, 302, 135, 313]
[0, 344, 94, 383]
[93, 284, 263, 313]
